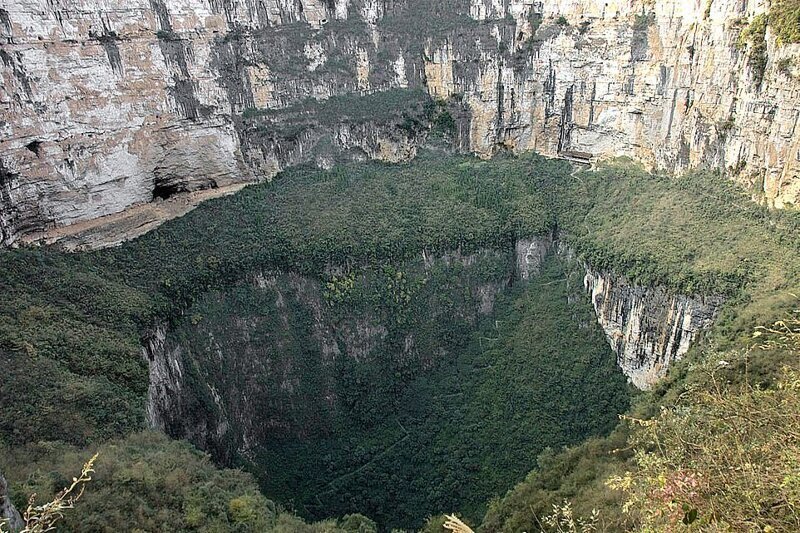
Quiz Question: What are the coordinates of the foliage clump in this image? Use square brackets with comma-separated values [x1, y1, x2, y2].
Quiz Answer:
[737, 14, 769, 86]
[609, 317, 800, 530]
[1, 454, 96, 533]
[770, 0, 800, 44]
[481, 311, 800, 532]
[1, 432, 376, 532]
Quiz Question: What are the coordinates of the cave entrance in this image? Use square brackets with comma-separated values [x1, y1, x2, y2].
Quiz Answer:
[25, 140, 42, 157]
[152, 175, 218, 201]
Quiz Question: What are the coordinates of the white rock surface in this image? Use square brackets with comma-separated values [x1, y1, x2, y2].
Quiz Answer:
[583, 268, 722, 389]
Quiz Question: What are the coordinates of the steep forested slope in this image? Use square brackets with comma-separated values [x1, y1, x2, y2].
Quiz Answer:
[3, 152, 800, 531]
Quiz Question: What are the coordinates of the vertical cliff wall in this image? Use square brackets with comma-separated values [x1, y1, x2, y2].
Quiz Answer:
[0, 0, 255, 245]
[582, 268, 723, 389]
[431, 0, 800, 209]
[139, 240, 635, 526]
[3, 0, 798, 245]
[552, 238, 723, 389]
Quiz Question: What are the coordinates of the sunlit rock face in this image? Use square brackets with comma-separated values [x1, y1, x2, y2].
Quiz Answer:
[0, 0, 254, 246]
[451, 0, 800, 209]
[582, 268, 723, 390]
[550, 239, 723, 390]
[2, 0, 799, 245]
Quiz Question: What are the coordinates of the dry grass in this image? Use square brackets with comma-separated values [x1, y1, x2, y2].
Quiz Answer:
[1, 454, 97, 533]
[608, 314, 800, 531]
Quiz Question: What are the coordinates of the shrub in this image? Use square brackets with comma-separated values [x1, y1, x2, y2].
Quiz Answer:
[771, 0, 800, 44]
[737, 14, 768, 86]
[0, 432, 371, 532]
[608, 315, 800, 531]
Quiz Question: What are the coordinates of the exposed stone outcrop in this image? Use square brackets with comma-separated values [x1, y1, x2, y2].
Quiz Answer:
[520, 237, 724, 389]
[516, 233, 553, 280]
[2, 0, 799, 247]
[441, 0, 800, 208]
[582, 268, 723, 390]
[0, 473, 22, 532]
[143, 325, 198, 441]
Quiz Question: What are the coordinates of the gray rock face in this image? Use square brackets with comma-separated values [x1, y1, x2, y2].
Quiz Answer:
[516, 234, 553, 280]
[143, 324, 187, 434]
[2, 0, 799, 246]
[0, 473, 22, 532]
[582, 268, 723, 390]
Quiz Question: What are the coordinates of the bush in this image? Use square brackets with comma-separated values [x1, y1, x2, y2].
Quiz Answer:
[1, 432, 373, 532]
[771, 0, 800, 44]
[610, 350, 800, 530]
[737, 14, 768, 86]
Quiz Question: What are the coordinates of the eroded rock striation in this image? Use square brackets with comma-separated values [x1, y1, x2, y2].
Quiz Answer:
[2, 0, 799, 245]
[582, 268, 723, 389]
[555, 237, 721, 389]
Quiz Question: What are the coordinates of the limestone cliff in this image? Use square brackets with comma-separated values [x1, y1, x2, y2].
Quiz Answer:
[0, 473, 22, 532]
[582, 267, 723, 389]
[557, 237, 721, 389]
[2, 0, 799, 246]
[453, 0, 800, 211]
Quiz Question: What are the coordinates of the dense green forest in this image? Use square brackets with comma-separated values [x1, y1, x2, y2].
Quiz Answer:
[2, 150, 800, 531]
[1, 151, 560, 450]
[478, 313, 800, 532]
[165, 255, 629, 529]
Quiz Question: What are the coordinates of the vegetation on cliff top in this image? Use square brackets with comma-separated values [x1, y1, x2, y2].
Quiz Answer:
[551, 159, 800, 351]
[0, 151, 559, 447]
[553, 159, 800, 297]
[7, 152, 794, 451]
[770, 0, 800, 44]
[473, 158, 800, 531]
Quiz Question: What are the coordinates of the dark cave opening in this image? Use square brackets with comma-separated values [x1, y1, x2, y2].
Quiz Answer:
[152, 176, 218, 201]
[25, 140, 42, 157]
